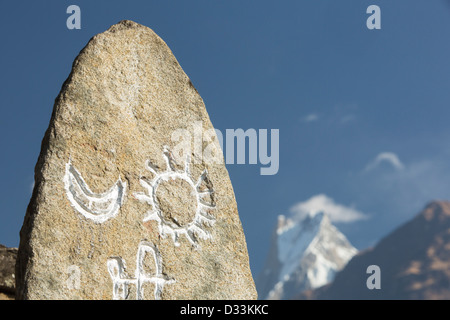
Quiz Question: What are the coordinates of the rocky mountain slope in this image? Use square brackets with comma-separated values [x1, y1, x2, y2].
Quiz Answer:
[0, 244, 17, 300]
[256, 212, 357, 299]
[299, 201, 450, 299]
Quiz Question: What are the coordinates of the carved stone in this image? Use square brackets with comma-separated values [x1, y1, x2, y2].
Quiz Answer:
[16, 20, 257, 300]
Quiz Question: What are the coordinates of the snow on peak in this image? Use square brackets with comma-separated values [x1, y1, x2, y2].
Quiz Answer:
[259, 210, 357, 300]
[277, 210, 325, 235]
[276, 211, 327, 281]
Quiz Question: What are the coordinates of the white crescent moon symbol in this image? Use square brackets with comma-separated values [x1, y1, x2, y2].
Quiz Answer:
[63, 161, 126, 223]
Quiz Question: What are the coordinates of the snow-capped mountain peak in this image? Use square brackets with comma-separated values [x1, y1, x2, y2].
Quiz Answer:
[256, 211, 357, 300]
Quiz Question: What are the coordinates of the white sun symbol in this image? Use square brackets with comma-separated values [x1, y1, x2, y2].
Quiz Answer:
[134, 147, 216, 247]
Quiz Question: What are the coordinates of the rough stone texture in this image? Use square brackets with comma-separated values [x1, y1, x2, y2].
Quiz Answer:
[0, 244, 17, 300]
[16, 20, 256, 300]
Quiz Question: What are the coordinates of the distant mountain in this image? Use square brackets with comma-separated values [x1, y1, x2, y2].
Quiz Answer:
[299, 201, 450, 300]
[256, 212, 357, 300]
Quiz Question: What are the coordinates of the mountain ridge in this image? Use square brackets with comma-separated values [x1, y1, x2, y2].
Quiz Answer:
[298, 200, 450, 299]
[256, 211, 357, 299]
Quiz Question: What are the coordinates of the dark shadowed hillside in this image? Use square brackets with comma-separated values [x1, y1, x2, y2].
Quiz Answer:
[299, 201, 450, 300]
[0, 244, 17, 300]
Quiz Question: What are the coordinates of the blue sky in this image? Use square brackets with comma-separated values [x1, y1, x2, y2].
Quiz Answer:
[2, 1, 450, 277]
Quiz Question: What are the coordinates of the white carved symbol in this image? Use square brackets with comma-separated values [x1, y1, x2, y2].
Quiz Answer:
[134, 147, 216, 247]
[64, 160, 127, 223]
[107, 241, 175, 300]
